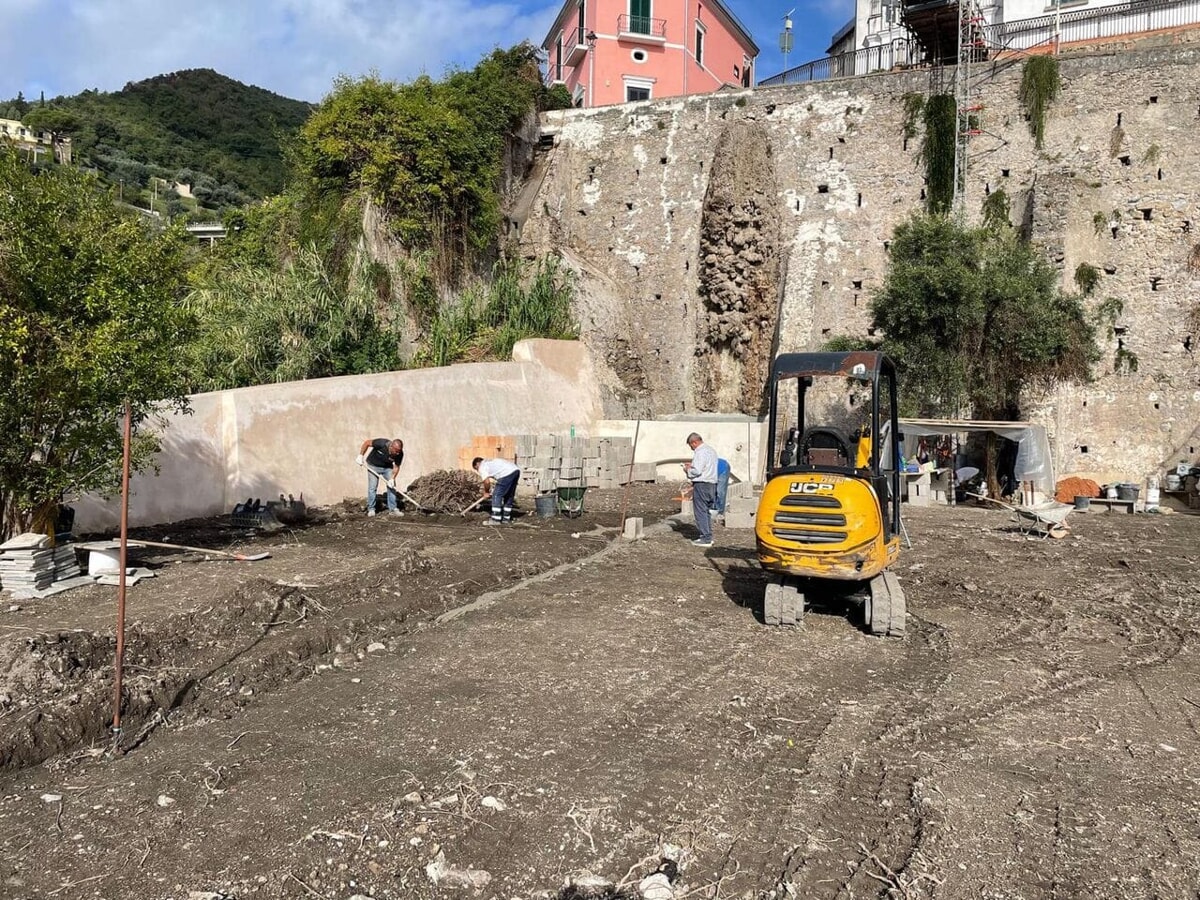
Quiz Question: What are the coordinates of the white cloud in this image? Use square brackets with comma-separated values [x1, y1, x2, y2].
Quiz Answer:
[0, 0, 564, 102]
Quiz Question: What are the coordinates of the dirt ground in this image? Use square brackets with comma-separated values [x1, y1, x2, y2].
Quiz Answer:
[2, 485, 1199, 899]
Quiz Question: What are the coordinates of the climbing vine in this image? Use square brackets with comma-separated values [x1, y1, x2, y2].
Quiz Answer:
[901, 92, 925, 142]
[981, 189, 1011, 231]
[1073, 262, 1100, 296]
[1019, 55, 1061, 149]
[921, 93, 957, 216]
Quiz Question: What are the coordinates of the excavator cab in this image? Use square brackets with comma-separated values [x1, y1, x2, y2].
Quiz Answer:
[755, 351, 906, 636]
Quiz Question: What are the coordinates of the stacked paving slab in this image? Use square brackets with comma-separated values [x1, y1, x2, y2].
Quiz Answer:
[0, 532, 86, 599]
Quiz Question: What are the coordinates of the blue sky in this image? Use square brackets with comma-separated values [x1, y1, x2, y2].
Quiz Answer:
[0, 0, 852, 103]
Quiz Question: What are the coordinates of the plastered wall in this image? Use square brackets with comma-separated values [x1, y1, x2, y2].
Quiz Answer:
[73, 340, 603, 531]
[523, 42, 1200, 484]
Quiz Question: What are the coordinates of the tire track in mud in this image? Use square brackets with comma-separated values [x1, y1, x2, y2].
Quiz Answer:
[762, 614, 949, 898]
[755, 567, 1198, 898]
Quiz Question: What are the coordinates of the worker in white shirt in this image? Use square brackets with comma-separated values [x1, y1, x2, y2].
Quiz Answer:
[681, 432, 718, 547]
[472, 456, 521, 525]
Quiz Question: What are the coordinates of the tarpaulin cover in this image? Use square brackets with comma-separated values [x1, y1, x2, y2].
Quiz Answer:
[898, 418, 1055, 497]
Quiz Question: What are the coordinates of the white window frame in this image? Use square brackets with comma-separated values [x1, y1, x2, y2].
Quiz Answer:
[622, 75, 655, 102]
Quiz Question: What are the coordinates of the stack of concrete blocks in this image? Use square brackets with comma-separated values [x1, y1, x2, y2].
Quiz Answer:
[905, 469, 951, 507]
[506, 434, 654, 494]
[678, 482, 759, 529]
[722, 483, 759, 529]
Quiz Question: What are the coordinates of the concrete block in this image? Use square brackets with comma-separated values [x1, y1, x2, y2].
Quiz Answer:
[723, 508, 756, 529]
[728, 481, 755, 499]
[725, 493, 759, 515]
[622, 517, 644, 540]
[678, 498, 694, 521]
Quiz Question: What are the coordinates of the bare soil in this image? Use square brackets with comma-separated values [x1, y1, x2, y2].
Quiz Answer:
[2, 487, 1199, 899]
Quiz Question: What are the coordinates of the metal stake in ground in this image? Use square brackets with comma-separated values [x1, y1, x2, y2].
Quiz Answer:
[618, 418, 642, 530]
[112, 401, 131, 740]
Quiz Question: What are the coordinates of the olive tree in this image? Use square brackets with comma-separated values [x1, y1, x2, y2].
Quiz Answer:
[0, 148, 195, 539]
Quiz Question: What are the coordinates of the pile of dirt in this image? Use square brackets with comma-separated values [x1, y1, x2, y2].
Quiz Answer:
[1055, 476, 1101, 502]
[407, 469, 483, 513]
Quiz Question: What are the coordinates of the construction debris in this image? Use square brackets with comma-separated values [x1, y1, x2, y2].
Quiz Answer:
[407, 469, 482, 513]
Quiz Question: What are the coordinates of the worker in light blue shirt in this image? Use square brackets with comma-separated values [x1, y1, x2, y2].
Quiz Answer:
[712, 458, 731, 518]
[682, 432, 718, 547]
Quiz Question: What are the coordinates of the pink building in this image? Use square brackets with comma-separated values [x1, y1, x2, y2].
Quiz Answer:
[542, 0, 759, 108]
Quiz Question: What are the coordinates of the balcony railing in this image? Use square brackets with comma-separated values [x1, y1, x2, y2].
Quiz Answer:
[761, 0, 1200, 86]
[565, 25, 589, 65]
[618, 14, 667, 39]
[761, 40, 923, 85]
[983, 0, 1200, 51]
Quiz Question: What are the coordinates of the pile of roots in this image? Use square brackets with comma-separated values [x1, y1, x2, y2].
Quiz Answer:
[407, 469, 483, 513]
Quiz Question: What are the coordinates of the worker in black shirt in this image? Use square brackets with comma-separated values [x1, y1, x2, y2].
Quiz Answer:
[356, 438, 405, 517]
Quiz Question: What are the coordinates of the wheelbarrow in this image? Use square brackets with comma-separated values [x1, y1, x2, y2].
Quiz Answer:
[969, 493, 1073, 539]
[556, 482, 587, 518]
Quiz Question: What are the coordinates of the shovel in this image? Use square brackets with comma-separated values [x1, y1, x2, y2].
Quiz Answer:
[126, 539, 271, 561]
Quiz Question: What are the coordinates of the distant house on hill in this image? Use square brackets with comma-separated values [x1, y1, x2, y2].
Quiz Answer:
[541, 0, 759, 108]
[0, 118, 72, 165]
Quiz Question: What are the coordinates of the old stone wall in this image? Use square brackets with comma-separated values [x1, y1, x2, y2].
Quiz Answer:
[522, 44, 1200, 484]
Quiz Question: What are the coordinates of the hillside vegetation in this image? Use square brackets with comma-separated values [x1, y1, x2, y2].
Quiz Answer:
[5, 69, 312, 209]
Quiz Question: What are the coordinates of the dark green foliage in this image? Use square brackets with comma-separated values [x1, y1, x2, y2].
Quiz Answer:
[13, 69, 313, 202]
[542, 84, 575, 111]
[184, 245, 402, 390]
[921, 94, 956, 215]
[901, 93, 925, 141]
[821, 334, 879, 353]
[1019, 56, 1061, 149]
[412, 257, 578, 368]
[292, 44, 547, 271]
[1074, 262, 1100, 296]
[981, 189, 1011, 231]
[871, 214, 1097, 419]
[0, 148, 195, 537]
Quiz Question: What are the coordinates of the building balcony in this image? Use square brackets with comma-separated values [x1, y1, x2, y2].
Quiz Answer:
[565, 26, 591, 66]
[617, 14, 667, 43]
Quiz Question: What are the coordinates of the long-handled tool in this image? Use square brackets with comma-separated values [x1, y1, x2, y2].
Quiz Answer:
[460, 495, 489, 516]
[126, 539, 271, 561]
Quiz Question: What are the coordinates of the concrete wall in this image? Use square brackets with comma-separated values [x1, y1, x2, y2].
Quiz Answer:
[520, 43, 1200, 486]
[73, 340, 603, 531]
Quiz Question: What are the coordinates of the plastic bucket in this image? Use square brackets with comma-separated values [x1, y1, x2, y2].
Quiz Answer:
[1073, 496, 1090, 511]
[535, 494, 557, 518]
[1146, 485, 1160, 510]
[1165, 473, 1182, 491]
[1116, 483, 1139, 502]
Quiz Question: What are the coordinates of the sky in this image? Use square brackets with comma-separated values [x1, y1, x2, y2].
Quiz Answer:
[0, 0, 853, 104]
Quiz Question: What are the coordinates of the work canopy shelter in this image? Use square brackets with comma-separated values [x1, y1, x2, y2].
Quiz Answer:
[898, 418, 1055, 502]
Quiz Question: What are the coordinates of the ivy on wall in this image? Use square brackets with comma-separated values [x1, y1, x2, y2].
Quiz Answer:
[1019, 55, 1061, 149]
[921, 94, 956, 215]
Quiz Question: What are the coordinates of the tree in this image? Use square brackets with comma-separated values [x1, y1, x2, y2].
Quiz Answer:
[0, 148, 195, 539]
[870, 214, 1096, 421]
[864, 214, 1097, 493]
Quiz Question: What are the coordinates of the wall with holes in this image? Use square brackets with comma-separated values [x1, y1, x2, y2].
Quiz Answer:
[522, 42, 1200, 483]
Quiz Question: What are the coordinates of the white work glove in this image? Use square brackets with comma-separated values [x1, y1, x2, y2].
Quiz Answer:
[355, 454, 364, 466]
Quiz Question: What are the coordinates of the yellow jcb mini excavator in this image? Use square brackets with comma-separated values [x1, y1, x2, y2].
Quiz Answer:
[754, 351, 906, 636]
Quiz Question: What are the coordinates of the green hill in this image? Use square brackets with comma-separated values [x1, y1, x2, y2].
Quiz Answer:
[5, 69, 313, 208]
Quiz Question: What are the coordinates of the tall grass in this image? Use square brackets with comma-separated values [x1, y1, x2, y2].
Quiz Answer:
[412, 255, 578, 367]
